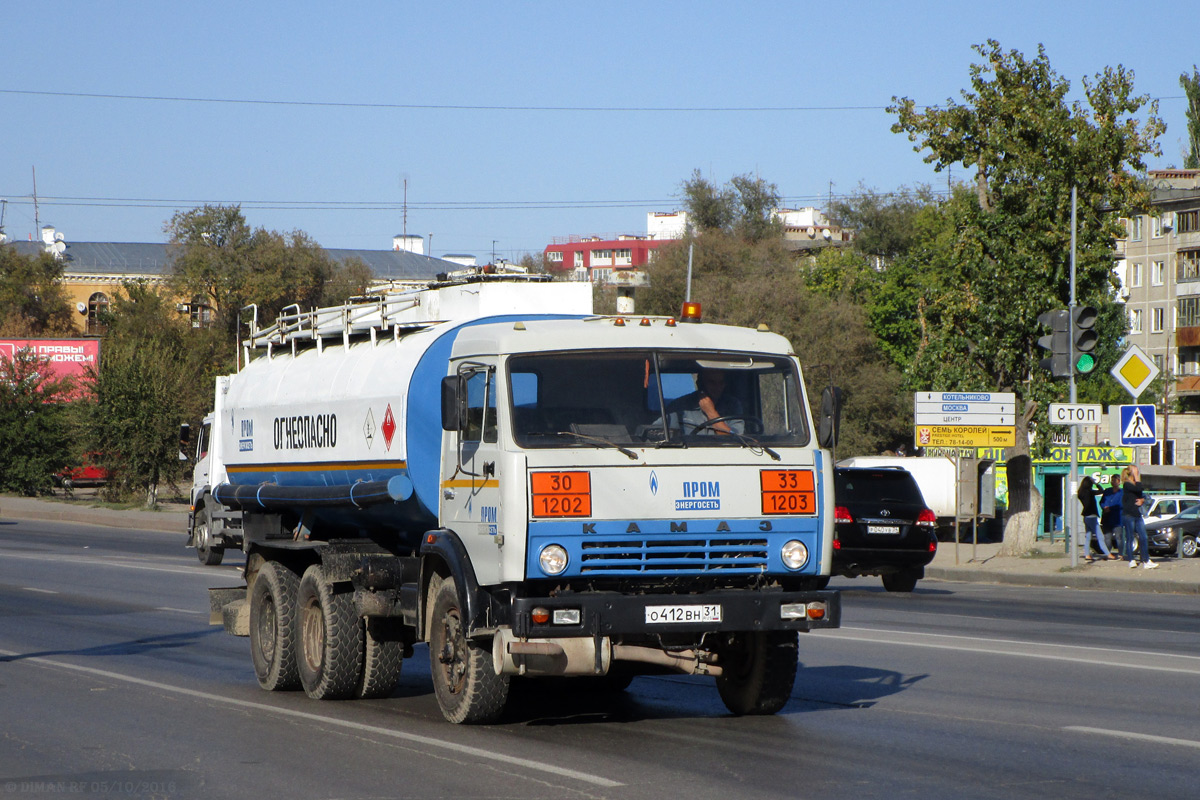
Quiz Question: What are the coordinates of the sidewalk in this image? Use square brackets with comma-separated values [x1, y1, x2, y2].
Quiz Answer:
[3, 493, 1198, 594]
[927, 537, 1200, 595]
[0, 492, 188, 534]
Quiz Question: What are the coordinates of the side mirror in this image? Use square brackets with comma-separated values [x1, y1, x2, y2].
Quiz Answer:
[817, 386, 842, 450]
[441, 375, 465, 431]
[179, 423, 192, 444]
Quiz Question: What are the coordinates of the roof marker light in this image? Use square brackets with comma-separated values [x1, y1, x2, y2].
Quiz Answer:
[640, 317, 651, 326]
[613, 317, 626, 327]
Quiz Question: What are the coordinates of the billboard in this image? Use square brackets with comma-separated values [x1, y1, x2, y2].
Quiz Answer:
[0, 338, 100, 399]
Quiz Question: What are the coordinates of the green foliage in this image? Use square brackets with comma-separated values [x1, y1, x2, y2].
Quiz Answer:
[888, 41, 1163, 429]
[0, 348, 74, 495]
[166, 205, 358, 336]
[641, 233, 910, 456]
[0, 246, 76, 337]
[86, 283, 228, 506]
[1182, 65, 1200, 169]
[828, 185, 939, 261]
[680, 171, 783, 242]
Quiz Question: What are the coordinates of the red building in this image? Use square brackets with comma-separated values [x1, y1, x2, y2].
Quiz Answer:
[543, 234, 677, 281]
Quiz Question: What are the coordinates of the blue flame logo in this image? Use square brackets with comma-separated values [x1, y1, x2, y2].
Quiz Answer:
[649, 471, 659, 495]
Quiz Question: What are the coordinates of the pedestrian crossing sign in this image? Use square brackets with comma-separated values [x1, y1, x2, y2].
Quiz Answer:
[1117, 404, 1156, 445]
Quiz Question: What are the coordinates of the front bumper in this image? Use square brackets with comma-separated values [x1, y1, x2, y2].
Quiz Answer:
[510, 588, 840, 639]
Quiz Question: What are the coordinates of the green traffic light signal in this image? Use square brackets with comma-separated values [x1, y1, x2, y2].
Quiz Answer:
[1072, 305, 1097, 375]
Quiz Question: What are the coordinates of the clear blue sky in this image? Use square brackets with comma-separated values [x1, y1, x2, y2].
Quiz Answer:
[2, 1, 1196, 261]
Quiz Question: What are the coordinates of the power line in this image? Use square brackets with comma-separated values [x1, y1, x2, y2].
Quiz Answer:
[0, 188, 948, 213]
[0, 87, 889, 113]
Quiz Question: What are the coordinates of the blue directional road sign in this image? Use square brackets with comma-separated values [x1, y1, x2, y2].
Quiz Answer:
[1117, 404, 1157, 445]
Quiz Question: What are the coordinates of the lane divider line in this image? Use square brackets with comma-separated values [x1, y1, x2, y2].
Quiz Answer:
[1064, 726, 1200, 750]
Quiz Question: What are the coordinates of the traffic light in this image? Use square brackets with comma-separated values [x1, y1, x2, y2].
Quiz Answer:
[1071, 305, 1098, 374]
[1037, 309, 1071, 378]
[1038, 306, 1098, 378]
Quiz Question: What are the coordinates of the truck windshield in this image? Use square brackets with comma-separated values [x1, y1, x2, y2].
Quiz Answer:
[508, 350, 810, 448]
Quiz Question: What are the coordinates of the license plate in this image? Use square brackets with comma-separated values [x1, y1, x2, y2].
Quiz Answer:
[868, 524, 901, 534]
[645, 604, 722, 624]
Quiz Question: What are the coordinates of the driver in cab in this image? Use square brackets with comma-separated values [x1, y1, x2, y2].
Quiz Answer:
[665, 368, 744, 435]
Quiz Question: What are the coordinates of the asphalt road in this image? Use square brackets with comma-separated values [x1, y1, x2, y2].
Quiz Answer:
[1, 517, 1198, 800]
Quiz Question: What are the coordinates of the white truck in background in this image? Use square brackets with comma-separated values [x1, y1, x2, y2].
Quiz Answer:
[837, 455, 996, 540]
[188, 275, 842, 723]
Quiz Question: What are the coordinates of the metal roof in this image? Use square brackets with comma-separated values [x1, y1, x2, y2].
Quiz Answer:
[3, 240, 457, 280]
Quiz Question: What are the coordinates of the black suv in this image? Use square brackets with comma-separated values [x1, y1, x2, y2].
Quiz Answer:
[828, 467, 939, 591]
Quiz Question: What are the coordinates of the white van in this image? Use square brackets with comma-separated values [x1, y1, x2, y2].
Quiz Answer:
[1141, 494, 1200, 525]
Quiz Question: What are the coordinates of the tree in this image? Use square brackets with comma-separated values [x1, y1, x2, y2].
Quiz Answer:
[889, 41, 1164, 553]
[1182, 66, 1200, 169]
[680, 171, 783, 242]
[87, 282, 227, 506]
[166, 205, 352, 336]
[0, 246, 76, 337]
[0, 347, 74, 494]
[828, 185, 939, 262]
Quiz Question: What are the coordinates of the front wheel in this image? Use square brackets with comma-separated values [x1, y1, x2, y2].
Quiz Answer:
[715, 631, 798, 716]
[428, 576, 509, 724]
[194, 507, 224, 566]
[297, 565, 364, 700]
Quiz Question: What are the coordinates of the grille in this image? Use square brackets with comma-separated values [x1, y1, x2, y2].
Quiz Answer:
[579, 537, 769, 574]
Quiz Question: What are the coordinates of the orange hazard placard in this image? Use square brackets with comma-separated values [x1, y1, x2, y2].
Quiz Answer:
[760, 469, 817, 515]
[530, 471, 592, 518]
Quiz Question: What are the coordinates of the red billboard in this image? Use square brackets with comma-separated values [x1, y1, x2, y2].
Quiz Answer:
[0, 338, 100, 399]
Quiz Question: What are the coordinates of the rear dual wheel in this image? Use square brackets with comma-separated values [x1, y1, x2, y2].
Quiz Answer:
[297, 565, 364, 700]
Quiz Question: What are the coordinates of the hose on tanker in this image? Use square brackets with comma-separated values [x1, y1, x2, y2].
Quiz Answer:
[212, 474, 414, 511]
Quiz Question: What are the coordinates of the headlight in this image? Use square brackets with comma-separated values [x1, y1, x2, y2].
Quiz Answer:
[539, 544, 569, 575]
[781, 540, 809, 570]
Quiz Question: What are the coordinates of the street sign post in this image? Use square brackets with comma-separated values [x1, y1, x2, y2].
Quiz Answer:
[1048, 403, 1102, 426]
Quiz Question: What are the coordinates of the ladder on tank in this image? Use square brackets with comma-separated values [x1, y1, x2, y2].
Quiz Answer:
[237, 270, 552, 367]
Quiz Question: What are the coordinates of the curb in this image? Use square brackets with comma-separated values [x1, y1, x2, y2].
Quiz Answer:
[926, 566, 1200, 595]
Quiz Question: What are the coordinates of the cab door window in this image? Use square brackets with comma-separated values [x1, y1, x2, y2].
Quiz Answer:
[464, 368, 497, 444]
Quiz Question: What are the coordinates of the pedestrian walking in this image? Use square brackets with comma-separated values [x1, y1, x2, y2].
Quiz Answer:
[1121, 464, 1158, 570]
[1078, 475, 1113, 561]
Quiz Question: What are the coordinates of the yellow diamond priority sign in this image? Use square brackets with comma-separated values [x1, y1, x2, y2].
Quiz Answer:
[1110, 344, 1159, 399]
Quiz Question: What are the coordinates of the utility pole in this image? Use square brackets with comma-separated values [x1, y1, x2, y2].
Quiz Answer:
[32, 166, 40, 235]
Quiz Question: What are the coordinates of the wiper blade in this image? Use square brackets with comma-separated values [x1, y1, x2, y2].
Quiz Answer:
[725, 430, 781, 461]
[554, 431, 639, 460]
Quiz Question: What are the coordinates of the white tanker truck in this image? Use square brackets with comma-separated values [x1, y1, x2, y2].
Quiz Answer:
[189, 274, 841, 723]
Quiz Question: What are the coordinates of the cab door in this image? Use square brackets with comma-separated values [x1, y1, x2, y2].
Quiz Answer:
[440, 362, 503, 576]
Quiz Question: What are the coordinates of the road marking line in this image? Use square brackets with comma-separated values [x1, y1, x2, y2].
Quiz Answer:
[0, 649, 623, 788]
[0, 550, 228, 577]
[814, 626, 1200, 674]
[156, 607, 205, 615]
[1064, 726, 1200, 750]
[22, 587, 59, 594]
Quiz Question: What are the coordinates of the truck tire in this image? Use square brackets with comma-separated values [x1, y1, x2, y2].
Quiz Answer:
[715, 630, 798, 716]
[194, 507, 225, 566]
[881, 567, 920, 593]
[297, 565, 364, 701]
[249, 561, 301, 691]
[357, 618, 404, 699]
[428, 575, 509, 724]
